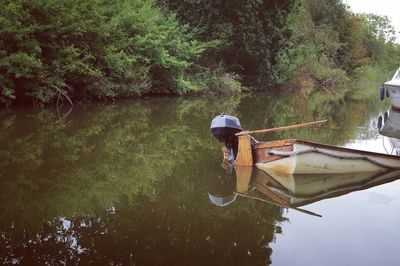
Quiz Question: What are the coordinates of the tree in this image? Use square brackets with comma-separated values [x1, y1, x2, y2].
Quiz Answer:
[159, 0, 294, 86]
[0, 0, 209, 105]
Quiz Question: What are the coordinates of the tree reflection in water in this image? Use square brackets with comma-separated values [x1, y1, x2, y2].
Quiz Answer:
[0, 93, 380, 264]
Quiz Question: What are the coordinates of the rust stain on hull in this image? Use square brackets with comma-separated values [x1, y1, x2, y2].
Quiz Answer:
[267, 164, 294, 175]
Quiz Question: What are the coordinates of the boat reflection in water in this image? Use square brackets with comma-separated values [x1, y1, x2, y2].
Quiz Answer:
[208, 164, 400, 217]
[378, 107, 400, 155]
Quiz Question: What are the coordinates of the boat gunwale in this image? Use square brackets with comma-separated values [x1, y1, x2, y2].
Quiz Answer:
[384, 81, 400, 87]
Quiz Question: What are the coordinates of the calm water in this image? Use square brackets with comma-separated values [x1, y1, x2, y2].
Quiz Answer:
[1, 92, 399, 265]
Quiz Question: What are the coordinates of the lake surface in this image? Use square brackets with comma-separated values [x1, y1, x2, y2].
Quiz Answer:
[1, 92, 399, 265]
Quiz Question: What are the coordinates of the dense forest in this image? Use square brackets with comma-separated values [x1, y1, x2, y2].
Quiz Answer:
[1, 0, 399, 105]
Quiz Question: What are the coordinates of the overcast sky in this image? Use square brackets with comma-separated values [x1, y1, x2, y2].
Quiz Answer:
[344, 0, 400, 42]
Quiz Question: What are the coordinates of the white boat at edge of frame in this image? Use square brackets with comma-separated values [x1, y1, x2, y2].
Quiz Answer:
[383, 67, 400, 109]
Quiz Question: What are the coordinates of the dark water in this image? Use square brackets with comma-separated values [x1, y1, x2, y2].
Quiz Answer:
[1, 93, 399, 265]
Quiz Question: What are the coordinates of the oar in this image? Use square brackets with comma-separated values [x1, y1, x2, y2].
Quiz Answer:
[235, 119, 328, 136]
[234, 192, 322, 218]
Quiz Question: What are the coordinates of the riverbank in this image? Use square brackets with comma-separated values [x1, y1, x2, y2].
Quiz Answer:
[1, 0, 399, 106]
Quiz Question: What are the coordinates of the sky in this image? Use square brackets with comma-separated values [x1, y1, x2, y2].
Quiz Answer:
[344, 0, 400, 42]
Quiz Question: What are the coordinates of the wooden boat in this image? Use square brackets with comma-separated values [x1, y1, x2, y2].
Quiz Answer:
[252, 139, 400, 175]
[382, 67, 400, 109]
[211, 115, 400, 175]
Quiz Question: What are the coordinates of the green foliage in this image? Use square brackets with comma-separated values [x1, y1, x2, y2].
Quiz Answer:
[191, 65, 245, 95]
[358, 14, 395, 65]
[346, 65, 388, 100]
[276, 0, 365, 91]
[360, 14, 397, 43]
[1, 0, 400, 104]
[0, 0, 216, 105]
[276, 0, 400, 94]
[383, 42, 400, 71]
[159, 0, 295, 86]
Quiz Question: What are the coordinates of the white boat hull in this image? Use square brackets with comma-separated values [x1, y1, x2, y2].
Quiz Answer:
[383, 67, 400, 109]
[255, 141, 400, 175]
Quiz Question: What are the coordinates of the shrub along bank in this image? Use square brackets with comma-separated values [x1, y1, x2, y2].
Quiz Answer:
[1, 0, 399, 105]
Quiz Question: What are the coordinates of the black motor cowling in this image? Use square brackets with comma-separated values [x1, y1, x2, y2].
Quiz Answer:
[210, 114, 243, 160]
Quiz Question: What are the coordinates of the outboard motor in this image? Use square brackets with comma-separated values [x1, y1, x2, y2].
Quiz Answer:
[210, 113, 243, 162]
